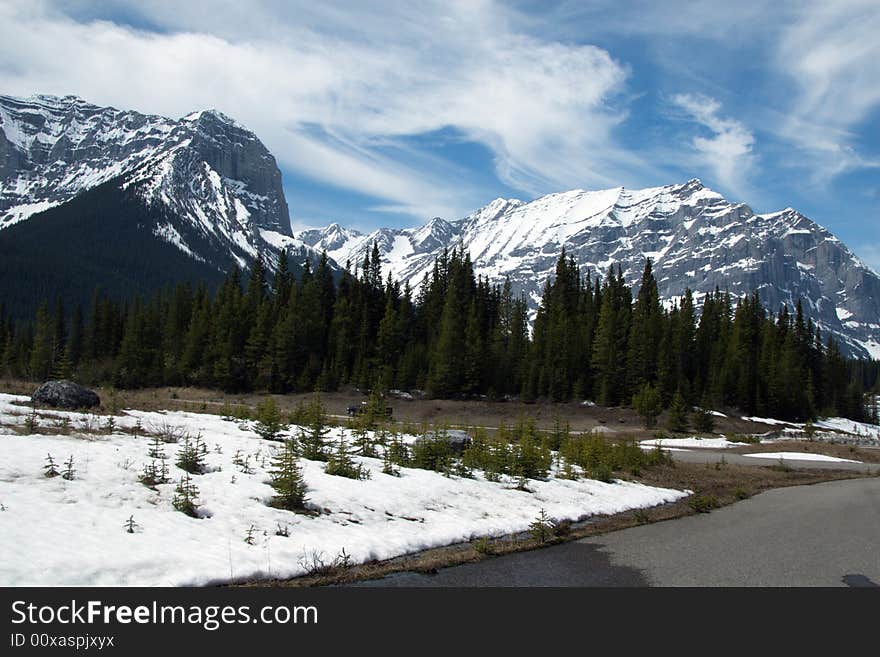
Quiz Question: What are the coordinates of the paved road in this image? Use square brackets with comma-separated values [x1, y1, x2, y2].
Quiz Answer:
[353, 477, 880, 587]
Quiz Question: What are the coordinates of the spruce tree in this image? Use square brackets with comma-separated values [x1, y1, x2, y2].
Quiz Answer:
[325, 434, 369, 480]
[43, 453, 60, 478]
[29, 303, 54, 381]
[666, 390, 689, 433]
[627, 259, 662, 392]
[632, 383, 662, 429]
[172, 474, 201, 517]
[254, 397, 287, 441]
[269, 439, 308, 511]
[693, 401, 715, 434]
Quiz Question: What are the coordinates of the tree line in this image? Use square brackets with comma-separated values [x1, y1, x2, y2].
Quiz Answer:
[0, 244, 876, 422]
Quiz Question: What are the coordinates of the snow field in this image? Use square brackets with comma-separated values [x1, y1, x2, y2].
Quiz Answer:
[0, 394, 686, 586]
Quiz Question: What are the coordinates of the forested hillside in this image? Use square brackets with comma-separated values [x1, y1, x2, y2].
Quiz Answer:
[2, 244, 877, 422]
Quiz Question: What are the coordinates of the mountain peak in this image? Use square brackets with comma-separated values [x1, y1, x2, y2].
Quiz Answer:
[1, 92, 294, 261]
[182, 108, 247, 130]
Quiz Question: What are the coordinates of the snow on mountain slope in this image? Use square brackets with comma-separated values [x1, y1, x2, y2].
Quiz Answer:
[301, 180, 880, 359]
[0, 94, 316, 270]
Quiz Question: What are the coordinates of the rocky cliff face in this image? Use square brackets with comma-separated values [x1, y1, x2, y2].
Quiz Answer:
[300, 180, 880, 359]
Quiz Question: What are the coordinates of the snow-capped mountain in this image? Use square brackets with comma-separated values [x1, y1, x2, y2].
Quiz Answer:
[299, 180, 880, 359]
[0, 93, 317, 269]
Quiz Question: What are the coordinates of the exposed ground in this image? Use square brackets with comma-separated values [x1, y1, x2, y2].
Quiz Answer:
[0, 379, 807, 437]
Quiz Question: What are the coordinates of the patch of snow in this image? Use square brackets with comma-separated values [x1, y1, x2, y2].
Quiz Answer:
[741, 416, 802, 427]
[815, 417, 880, 439]
[0, 394, 686, 586]
[836, 307, 853, 321]
[742, 452, 861, 464]
[639, 437, 747, 449]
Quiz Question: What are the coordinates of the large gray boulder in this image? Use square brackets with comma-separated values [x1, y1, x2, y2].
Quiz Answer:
[32, 380, 100, 410]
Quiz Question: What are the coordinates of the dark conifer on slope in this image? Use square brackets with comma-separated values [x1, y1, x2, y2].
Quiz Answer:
[269, 439, 308, 511]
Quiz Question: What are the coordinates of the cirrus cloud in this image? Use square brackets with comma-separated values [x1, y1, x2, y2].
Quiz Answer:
[0, 0, 646, 222]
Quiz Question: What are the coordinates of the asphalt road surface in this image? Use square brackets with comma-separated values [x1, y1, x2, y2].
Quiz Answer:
[353, 476, 880, 587]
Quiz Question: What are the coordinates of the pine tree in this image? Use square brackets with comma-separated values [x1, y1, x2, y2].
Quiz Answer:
[43, 453, 60, 478]
[62, 455, 76, 481]
[175, 435, 205, 474]
[269, 439, 308, 511]
[528, 508, 554, 544]
[627, 259, 663, 392]
[428, 277, 464, 397]
[29, 303, 54, 381]
[693, 399, 715, 433]
[325, 434, 369, 480]
[299, 395, 330, 460]
[253, 397, 287, 441]
[632, 383, 662, 429]
[172, 474, 201, 517]
[666, 390, 689, 433]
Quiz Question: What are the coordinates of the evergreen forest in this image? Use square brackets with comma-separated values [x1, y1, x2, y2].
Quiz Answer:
[1, 244, 877, 423]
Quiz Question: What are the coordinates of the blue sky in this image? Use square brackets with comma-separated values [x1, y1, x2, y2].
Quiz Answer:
[1, 1, 878, 270]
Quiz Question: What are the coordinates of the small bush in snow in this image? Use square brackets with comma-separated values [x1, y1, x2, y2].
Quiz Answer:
[62, 455, 76, 481]
[590, 462, 614, 483]
[147, 434, 166, 460]
[124, 515, 139, 534]
[53, 416, 71, 433]
[139, 459, 169, 487]
[24, 408, 40, 433]
[176, 435, 206, 475]
[381, 448, 400, 477]
[172, 474, 201, 517]
[78, 414, 100, 435]
[43, 453, 60, 478]
[104, 416, 117, 433]
[410, 429, 454, 472]
[299, 397, 330, 461]
[350, 423, 379, 458]
[298, 547, 351, 577]
[509, 434, 552, 480]
[325, 435, 370, 480]
[528, 508, 554, 544]
[275, 523, 290, 537]
[254, 397, 288, 441]
[385, 435, 410, 468]
[152, 421, 186, 444]
[244, 525, 258, 545]
[268, 439, 308, 512]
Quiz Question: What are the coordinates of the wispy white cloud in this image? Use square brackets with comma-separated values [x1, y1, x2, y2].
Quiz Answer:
[0, 0, 649, 222]
[774, 0, 880, 181]
[671, 94, 755, 196]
